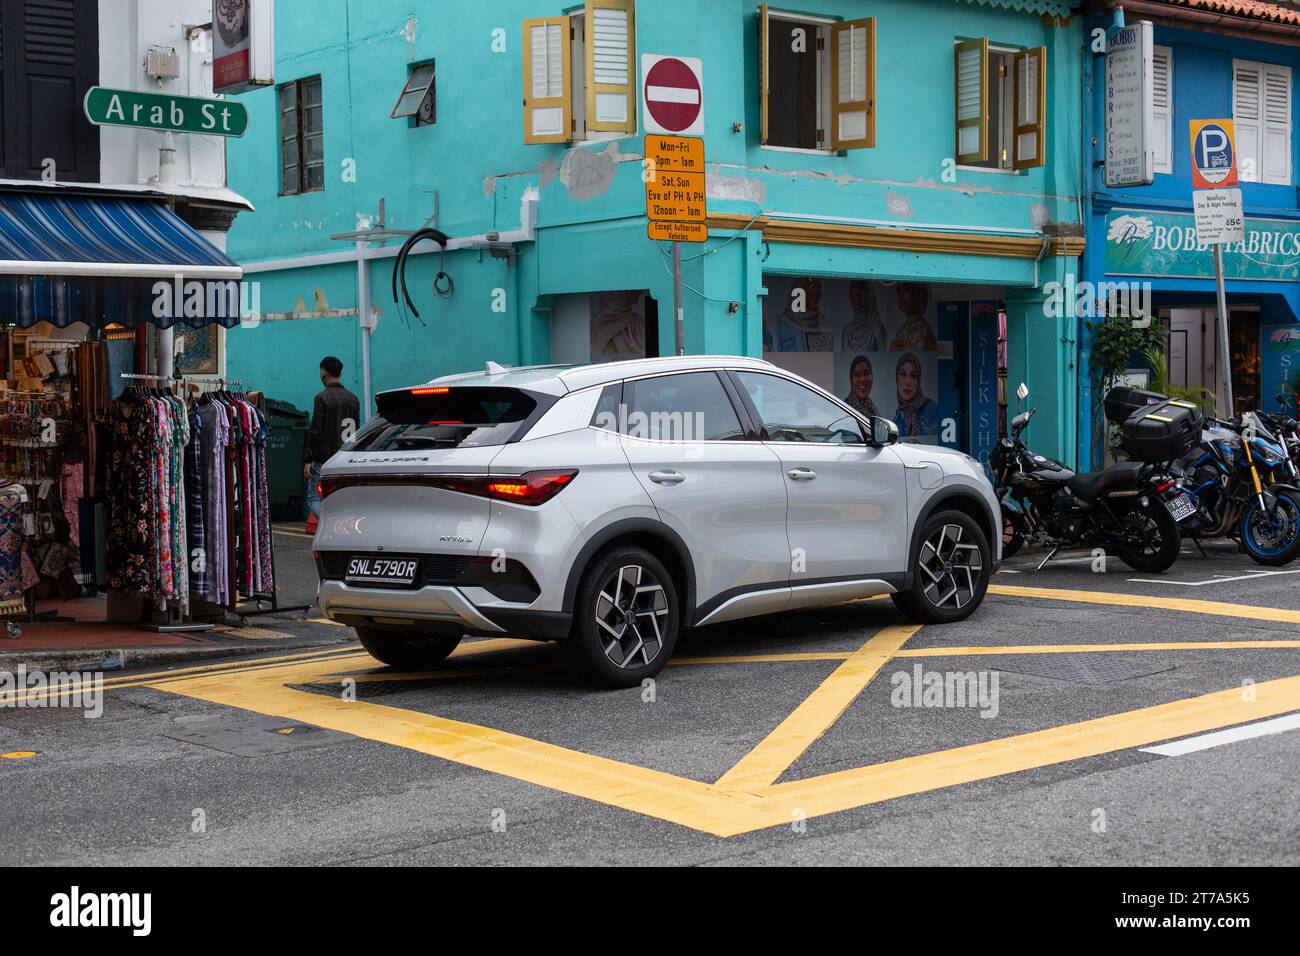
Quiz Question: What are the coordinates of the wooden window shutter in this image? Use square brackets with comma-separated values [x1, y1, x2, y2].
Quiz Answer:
[831, 18, 874, 150]
[522, 16, 572, 144]
[1151, 46, 1172, 174]
[954, 37, 988, 165]
[758, 3, 769, 144]
[1262, 62, 1291, 185]
[1234, 59, 1262, 182]
[1012, 45, 1045, 169]
[584, 0, 635, 133]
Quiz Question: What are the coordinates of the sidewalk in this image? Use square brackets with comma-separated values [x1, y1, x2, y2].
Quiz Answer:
[0, 529, 356, 671]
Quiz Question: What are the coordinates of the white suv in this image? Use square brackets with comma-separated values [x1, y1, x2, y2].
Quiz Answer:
[314, 356, 999, 686]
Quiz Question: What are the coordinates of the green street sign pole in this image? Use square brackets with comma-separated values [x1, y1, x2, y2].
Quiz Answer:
[83, 86, 249, 138]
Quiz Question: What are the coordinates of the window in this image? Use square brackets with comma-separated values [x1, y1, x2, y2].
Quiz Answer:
[279, 75, 323, 195]
[954, 38, 1044, 170]
[522, 0, 636, 144]
[622, 372, 745, 442]
[757, 4, 874, 151]
[0, 0, 100, 182]
[735, 372, 864, 444]
[1234, 58, 1291, 185]
[1152, 45, 1172, 174]
[391, 60, 435, 127]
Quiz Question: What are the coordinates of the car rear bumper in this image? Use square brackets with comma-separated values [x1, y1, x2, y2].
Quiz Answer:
[318, 580, 506, 633]
[317, 580, 572, 641]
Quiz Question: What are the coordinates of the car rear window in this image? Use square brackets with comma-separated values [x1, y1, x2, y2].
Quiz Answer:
[346, 387, 538, 451]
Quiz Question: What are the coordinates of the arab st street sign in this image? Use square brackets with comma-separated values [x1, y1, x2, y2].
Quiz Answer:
[83, 87, 249, 137]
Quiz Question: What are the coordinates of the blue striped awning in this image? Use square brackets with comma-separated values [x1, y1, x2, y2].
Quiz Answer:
[0, 192, 243, 329]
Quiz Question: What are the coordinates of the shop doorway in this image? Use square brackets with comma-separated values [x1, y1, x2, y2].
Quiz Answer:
[760, 274, 1006, 463]
[1163, 306, 1260, 416]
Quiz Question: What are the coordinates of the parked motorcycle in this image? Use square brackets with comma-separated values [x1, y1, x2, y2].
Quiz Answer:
[1173, 411, 1300, 566]
[992, 395, 1184, 572]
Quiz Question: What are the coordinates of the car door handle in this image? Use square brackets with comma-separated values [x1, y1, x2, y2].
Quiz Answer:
[648, 470, 684, 484]
[787, 467, 817, 481]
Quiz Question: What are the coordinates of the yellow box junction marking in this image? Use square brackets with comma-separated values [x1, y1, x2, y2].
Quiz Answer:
[137, 581, 1300, 837]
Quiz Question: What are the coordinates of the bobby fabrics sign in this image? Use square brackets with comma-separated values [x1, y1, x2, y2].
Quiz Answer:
[83, 87, 249, 137]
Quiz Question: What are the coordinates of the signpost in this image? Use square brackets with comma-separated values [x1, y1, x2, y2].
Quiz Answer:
[642, 57, 706, 355]
[83, 87, 249, 137]
[1105, 20, 1154, 188]
[1190, 119, 1245, 414]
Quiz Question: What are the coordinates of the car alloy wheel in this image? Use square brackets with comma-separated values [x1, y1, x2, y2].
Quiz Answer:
[594, 564, 670, 669]
[917, 522, 984, 611]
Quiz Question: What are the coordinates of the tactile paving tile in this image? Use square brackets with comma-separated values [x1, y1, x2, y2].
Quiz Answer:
[990, 654, 1176, 684]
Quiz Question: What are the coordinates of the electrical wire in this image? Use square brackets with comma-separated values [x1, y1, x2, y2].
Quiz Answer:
[391, 226, 451, 324]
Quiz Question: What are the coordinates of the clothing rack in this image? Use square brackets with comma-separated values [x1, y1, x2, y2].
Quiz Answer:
[118, 373, 307, 623]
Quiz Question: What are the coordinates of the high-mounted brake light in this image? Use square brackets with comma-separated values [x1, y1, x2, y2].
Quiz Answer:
[409, 386, 450, 395]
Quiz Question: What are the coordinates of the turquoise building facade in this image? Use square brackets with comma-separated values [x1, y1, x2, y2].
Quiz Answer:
[225, 0, 1086, 464]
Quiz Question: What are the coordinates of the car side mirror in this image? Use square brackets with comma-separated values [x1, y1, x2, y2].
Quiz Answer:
[867, 416, 898, 446]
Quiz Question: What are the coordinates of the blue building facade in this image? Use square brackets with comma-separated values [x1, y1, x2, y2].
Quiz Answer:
[1081, 1, 1300, 468]
[224, 0, 1087, 464]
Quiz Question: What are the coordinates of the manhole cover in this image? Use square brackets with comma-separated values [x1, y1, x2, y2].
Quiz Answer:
[163, 716, 349, 756]
[993, 654, 1175, 684]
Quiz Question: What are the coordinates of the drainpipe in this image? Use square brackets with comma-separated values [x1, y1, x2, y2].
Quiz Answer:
[157, 132, 178, 380]
[357, 240, 374, 422]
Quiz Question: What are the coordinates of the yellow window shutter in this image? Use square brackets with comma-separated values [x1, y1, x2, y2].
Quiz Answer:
[1013, 45, 1046, 169]
[954, 37, 988, 164]
[585, 0, 636, 133]
[831, 18, 875, 150]
[522, 16, 572, 144]
[759, 3, 769, 144]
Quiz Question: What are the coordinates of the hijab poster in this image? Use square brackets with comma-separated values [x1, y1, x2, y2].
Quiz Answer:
[762, 276, 941, 443]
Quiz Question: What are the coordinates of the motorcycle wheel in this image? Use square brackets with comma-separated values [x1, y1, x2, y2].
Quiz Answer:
[1240, 490, 1300, 567]
[1000, 505, 1024, 560]
[1114, 501, 1181, 573]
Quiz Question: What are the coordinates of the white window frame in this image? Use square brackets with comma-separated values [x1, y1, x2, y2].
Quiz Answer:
[761, 9, 834, 156]
[1233, 57, 1292, 186]
[1152, 45, 1173, 175]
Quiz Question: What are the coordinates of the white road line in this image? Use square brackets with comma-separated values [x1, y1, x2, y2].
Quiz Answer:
[1129, 568, 1300, 586]
[1140, 713, 1300, 756]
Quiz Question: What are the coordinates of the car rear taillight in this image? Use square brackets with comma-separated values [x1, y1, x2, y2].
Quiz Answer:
[315, 470, 577, 506]
[484, 470, 577, 505]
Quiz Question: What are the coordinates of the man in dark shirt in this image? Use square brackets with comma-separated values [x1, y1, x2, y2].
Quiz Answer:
[304, 356, 361, 520]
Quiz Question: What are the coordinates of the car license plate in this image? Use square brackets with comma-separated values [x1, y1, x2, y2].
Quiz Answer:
[1166, 493, 1195, 522]
[345, 557, 419, 586]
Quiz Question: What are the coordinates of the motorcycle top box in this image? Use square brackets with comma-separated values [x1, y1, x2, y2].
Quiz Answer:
[1121, 397, 1205, 462]
[1104, 386, 1166, 426]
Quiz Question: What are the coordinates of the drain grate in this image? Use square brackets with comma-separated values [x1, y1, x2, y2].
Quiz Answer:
[992, 654, 1175, 684]
[291, 678, 448, 699]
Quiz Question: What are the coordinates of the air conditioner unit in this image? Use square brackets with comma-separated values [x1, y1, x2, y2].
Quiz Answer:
[147, 47, 181, 79]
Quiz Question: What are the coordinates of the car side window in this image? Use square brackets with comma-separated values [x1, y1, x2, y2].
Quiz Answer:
[734, 371, 865, 444]
[622, 372, 746, 442]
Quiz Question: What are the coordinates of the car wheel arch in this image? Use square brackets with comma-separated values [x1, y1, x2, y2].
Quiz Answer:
[907, 489, 999, 575]
[562, 519, 697, 625]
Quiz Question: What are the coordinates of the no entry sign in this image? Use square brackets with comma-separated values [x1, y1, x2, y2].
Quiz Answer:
[641, 55, 703, 136]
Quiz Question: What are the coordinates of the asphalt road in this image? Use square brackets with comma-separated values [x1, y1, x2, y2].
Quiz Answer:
[2, 539, 1298, 866]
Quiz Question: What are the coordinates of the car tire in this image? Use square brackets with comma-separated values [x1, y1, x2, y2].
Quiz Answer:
[567, 546, 679, 688]
[891, 510, 991, 624]
[355, 627, 463, 669]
